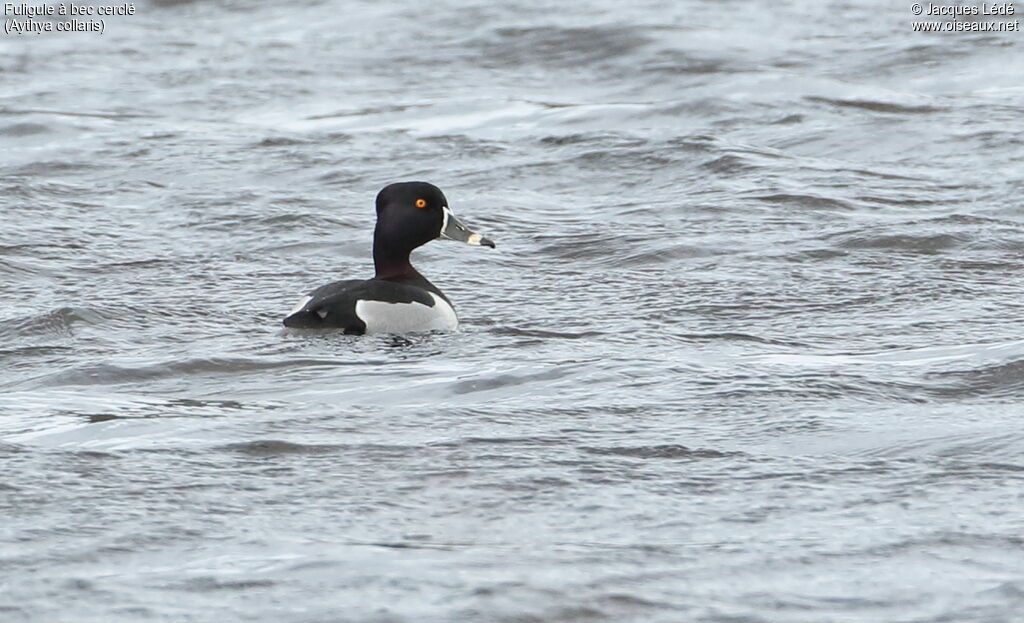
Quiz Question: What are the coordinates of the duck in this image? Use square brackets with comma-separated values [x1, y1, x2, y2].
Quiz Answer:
[282, 181, 495, 334]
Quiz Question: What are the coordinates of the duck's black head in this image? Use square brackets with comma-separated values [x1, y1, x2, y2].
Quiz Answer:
[373, 182, 494, 277]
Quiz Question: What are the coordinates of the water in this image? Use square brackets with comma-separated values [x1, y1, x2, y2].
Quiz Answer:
[2, 1, 1024, 620]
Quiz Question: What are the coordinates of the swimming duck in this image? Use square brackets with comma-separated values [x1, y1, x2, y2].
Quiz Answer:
[283, 181, 495, 334]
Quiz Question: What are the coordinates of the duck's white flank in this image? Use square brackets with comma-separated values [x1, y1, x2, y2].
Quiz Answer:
[354, 293, 458, 334]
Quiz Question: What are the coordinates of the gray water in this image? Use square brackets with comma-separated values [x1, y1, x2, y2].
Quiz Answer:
[3, 1, 1024, 621]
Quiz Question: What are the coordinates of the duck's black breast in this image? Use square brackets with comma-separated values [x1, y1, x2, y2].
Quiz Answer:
[282, 279, 440, 333]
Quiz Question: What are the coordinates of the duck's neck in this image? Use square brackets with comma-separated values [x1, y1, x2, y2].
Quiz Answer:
[372, 227, 449, 302]
[373, 248, 413, 280]
[373, 234, 448, 302]
[372, 230, 426, 279]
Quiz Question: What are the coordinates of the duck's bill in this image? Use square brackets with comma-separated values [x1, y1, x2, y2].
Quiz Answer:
[440, 207, 495, 248]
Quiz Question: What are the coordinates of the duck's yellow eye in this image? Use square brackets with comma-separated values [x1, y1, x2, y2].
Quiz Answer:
[415, 198, 427, 208]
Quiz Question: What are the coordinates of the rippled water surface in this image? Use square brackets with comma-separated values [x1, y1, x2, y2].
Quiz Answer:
[3, 1, 1024, 621]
